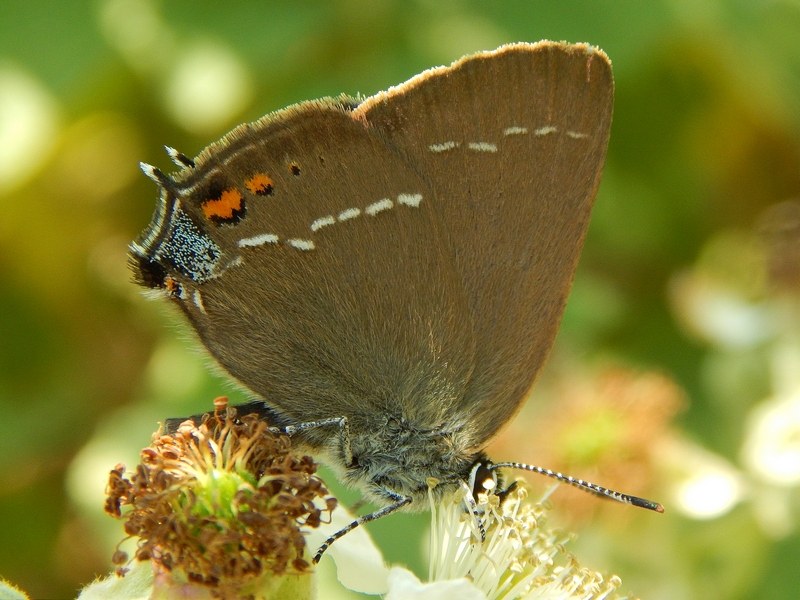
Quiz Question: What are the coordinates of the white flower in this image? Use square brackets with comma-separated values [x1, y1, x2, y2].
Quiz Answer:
[662, 436, 745, 520]
[740, 388, 800, 537]
[742, 390, 800, 486]
[382, 481, 630, 600]
[306, 499, 391, 595]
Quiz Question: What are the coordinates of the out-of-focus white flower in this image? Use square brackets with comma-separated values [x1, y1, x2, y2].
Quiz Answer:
[662, 437, 745, 519]
[739, 386, 800, 537]
[670, 272, 774, 349]
[742, 390, 800, 486]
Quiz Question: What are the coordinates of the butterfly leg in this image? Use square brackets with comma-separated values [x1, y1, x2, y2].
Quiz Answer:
[165, 402, 354, 467]
[273, 416, 354, 467]
[313, 491, 412, 563]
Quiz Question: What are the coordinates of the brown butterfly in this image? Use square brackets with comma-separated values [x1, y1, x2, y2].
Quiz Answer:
[131, 41, 662, 561]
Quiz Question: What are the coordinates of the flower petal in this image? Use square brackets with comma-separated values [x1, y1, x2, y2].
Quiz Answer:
[385, 567, 486, 600]
[307, 505, 390, 594]
[78, 560, 154, 600]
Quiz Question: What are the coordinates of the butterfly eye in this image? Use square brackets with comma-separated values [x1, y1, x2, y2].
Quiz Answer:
[467, 459, 498, 500]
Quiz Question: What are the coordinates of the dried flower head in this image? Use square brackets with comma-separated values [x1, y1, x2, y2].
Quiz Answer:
[104, 397, 336, 594]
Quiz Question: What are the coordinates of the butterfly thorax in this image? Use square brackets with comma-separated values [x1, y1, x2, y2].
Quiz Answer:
[332, 415, 478, 508]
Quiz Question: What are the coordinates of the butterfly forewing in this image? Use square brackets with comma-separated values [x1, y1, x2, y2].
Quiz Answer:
[142, 102, 479, 440]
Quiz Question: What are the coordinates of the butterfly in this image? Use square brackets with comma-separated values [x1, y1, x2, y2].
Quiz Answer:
[130, 41, 662, 561]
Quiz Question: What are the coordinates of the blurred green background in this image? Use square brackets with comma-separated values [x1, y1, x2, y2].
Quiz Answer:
[2, 0, 799, 598]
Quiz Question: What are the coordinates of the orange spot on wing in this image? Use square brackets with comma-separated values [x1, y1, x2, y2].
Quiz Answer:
[202, 188, 244, 221]
[164, 276, 180, 297]
[245, 173, 274, 196]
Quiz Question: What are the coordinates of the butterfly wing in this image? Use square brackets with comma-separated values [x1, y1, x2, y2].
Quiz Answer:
[130, 42, 612, 455]
[131, 100, 479, 441]
[357, 41, 613, 447]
